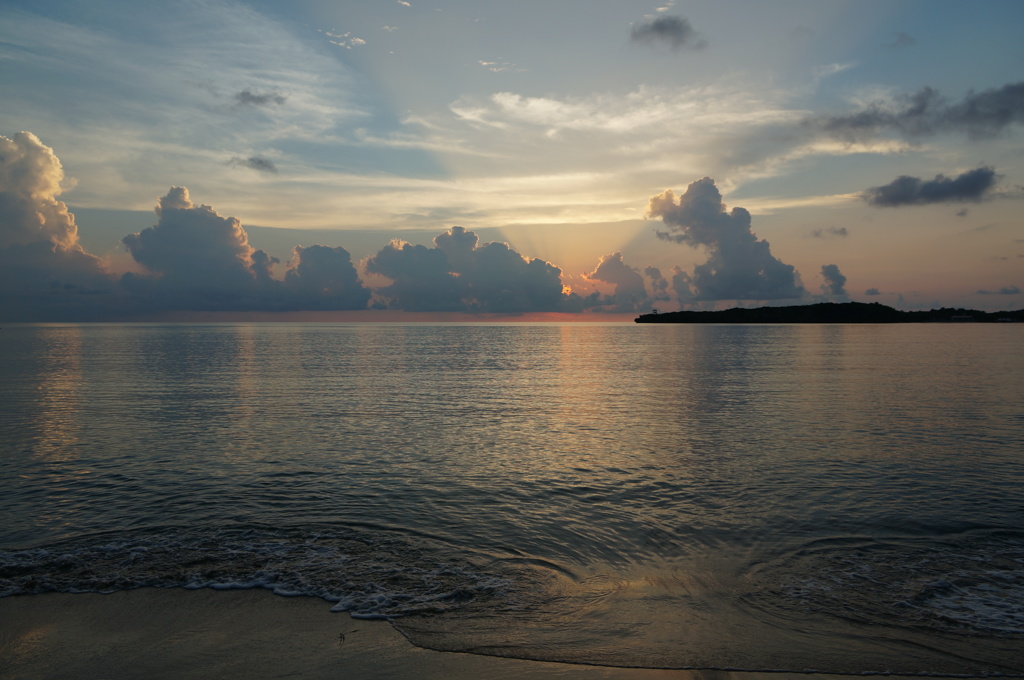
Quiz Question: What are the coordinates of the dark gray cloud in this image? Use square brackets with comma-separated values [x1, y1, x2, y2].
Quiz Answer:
[284, 245, 371, 310]
[820, 264, 848, 300]
[0, 132, 115, 320]
[230, 156, 278, 173]
[863, 166, 997, 207]
[644, 265, 670, 301]
[630, 16, 706, 51]
[365, 226, 570, 313]
[976, 285, 1021, 295]
[886, 32, 915, 49]
[810, 226, 848, 238]
[671, 266, 694, 304]
[647, 177, 805, 301]
[865, 287, 881, 296]
[811, 81, 1024, 140]
[235, 89, 286, 107]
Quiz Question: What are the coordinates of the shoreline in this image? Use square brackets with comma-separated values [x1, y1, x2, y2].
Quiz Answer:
[0, 588, 988, 680]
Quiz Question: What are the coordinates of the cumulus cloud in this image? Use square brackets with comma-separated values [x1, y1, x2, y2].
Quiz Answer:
[976, 285, 1021, 295]
[121, 188, 372, 312]
[284, 245, 370, 310]
[631, 16, 706, 51]
[811, 81, 1024, 141]
[234, 90, 286, 107]
[585, 252, 649, 312]
[365, 226, 570, 313]
[863, 166, 997, 207]
[646, 177, 805, 302]
[123, 187, 270, 295]
[820, 264, 848, 300]
[229, 156, 278, 173]
[0, 132, 113, 320]
[865, 288, 881, 296]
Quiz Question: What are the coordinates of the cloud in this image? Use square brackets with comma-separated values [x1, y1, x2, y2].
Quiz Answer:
[364, 226, 571, 313]
[585, 252, 649, 312]
[478, 60, 524, 73]
[863, 166, 997, 207]
[284, 245, 371, 310]
[646, 177, 805, 302]
[229, 156, 279, 174]
[865, 288, 881, 296]
[121, 187, 374, 312]
[124, 187, 265, 288]
[976, 285, 1021, 295]
[886, 32, 915, 49]
[234, 90, 287, 107]
[810, 226, 849, 238]
[811, 81, 1024, 140]
[0, 132, 113, 320]
[644, 265, 670, 301]
[630, 16, 707, 51]
[325, 32, 367, 49]
[820, 264, 848, 300]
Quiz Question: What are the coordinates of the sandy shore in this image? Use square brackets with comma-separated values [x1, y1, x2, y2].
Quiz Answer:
[0, 588, 959, 680]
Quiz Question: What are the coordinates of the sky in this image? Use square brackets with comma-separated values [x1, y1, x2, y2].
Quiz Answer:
[1, 0, 1022, 320]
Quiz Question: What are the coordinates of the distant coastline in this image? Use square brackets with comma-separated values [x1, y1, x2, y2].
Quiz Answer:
[634, 301, 1024, 324]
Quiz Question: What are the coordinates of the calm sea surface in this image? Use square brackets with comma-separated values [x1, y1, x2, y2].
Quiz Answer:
[1, 323, 1023, 674]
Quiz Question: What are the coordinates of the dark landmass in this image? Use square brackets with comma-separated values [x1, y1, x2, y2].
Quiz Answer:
[634, 301, 1024, 323]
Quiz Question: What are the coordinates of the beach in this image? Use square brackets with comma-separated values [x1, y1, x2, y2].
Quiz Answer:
[1, 587, 979, 680]
[0, 588, 753, 680]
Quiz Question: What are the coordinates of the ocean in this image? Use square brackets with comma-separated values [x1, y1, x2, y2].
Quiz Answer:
[1, 322, 1022, 675]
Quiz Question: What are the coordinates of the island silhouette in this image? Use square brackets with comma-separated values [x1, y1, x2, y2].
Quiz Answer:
[634, 301, 1024, 324]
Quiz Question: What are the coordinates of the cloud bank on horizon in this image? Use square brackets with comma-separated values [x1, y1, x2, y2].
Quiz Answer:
[0, 132, 882, 320]
[1, 0, 1022, 318]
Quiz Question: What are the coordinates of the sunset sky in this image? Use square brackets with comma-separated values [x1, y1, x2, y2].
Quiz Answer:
[1, 0, 1022, 320]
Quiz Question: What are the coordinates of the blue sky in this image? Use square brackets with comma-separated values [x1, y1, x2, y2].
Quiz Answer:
[1, 0, 1022, 319]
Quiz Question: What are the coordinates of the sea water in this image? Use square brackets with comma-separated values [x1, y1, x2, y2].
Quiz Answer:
[1, 322, 1022, 675]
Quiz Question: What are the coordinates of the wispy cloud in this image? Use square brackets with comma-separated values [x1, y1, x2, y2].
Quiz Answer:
[229, 156, 278, 174]
[976, 285, 1020, 295]
[324, 31, 367, 48]
[0, 2, 361, 210]
[479, 60, 524, 73]
[234, 90, 286, 107]
[809, 227, 849, 238]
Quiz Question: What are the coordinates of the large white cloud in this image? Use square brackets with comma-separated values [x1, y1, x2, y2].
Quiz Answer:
[0, 132, 113, 320]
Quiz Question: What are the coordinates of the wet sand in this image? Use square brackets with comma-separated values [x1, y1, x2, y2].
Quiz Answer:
[0, 588, 958, 680]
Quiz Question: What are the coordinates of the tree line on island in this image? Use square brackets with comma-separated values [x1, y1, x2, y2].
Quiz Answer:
[635, 302, 1024, 323]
